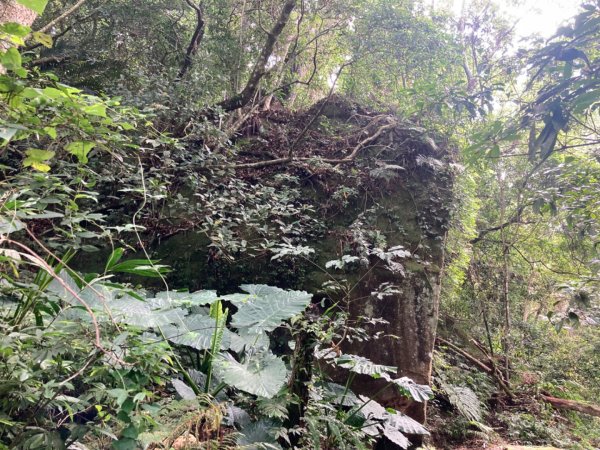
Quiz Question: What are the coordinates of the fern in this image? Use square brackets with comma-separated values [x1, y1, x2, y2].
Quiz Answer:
[257, 396, 289, 420]
[438, 379, 484, 422]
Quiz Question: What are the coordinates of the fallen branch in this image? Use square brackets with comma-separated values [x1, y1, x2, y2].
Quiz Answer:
[436, 337, 514, 398]
[233, 113, 393, 170]
[541, 394, 600, 417]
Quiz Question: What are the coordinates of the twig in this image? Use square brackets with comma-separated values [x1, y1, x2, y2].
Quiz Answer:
[36, 0, 88, 34]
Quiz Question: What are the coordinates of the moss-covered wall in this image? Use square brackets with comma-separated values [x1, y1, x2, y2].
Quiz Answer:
[146, 98, 456, 423]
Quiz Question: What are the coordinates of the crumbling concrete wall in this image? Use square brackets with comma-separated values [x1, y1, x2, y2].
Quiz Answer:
[147, 96, 455, 424]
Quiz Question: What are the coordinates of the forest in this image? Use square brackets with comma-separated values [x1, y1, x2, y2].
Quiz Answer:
[0, 0, 599, 448]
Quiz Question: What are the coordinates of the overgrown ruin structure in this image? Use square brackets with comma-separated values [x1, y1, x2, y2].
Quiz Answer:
[152, 96, 456, 424]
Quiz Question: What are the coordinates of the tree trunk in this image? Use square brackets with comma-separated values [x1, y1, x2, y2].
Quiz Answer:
[0, 0, 37, 26]
[217, 0, 296, 112]
[541, 394, 600, 417]
[0, 0, 38, 73]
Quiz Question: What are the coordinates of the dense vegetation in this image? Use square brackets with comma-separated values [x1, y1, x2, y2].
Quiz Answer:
[0, 0, 599, 448]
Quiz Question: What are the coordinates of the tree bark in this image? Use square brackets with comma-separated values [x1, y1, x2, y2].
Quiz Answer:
[0, 0, 38, 73]
[176, 0, 205, 80]
[0, 0, 37, 27]
[217, 0, 296, 112]
[541, 394, 600, 417]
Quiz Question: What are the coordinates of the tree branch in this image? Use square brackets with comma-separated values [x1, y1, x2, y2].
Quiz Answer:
[36, 0, 88, 34]
[176, 0, 205, 80]
[541, 394, 600, 418]
[217, 0, 297, 112]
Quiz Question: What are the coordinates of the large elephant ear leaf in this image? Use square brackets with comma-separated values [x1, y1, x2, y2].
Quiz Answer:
[237, 419, 283, 449]
[110, 295, 186, 327]
[153, 290, 218, 307]
[162, 314, 232, 351]
[214, 352, 287, 399]
[385, 376, 433, 402]
[335, 354, 397, 376]
[230, 284, 312, 334]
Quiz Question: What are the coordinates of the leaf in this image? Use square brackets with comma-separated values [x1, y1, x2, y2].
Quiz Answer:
[383, 376, 433, 402]
[0, 23, 31, 37]
[0, 216, 25, 235]
[229, 284, 312, 334]
[215, 352, 287, 398]
[237, 419, 282, 449]
[0, 125, 20, 142]
[65, 141, 96, 164]
[1, 48, 22, 71]
[31, 31, 52, 48]
[385, 411, 429, 435]
[154, 289, 218, 307]
[162, 314, 233, 351]
[439, 381, 483, 422]
[110, 295, 185, 328]
[356, 395, 387, 420]
[229, 329, 270, 353]
[14, 0, 48, 14]
[335, 354, 396, 376]
[82, 103, 107, 117]
[23, 149, 55, 172]
[171, 379, 196, 400]
[382, 424, 411, 449]
[105, 248, 125, 271]
[226, 405, 251, 428]
[317, 382, 359, 406]
[109, 259, 170, 278]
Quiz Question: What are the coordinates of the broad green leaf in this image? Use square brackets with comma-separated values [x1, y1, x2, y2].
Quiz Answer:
[23, 160, 50, 172]
[105, 248, 125, 271]
[0, 125, 19, 142]
[44, 127, 57, 139]
[237, 419, 282, 449]
[1, 48, 22, 71]
[14, 0, 48, 14]
[215, 352, 287, 398]
[31, 31, 52, 48]
[23, 149, 54, 172]
[318, 382, 359, 406]
[382, 424, 411, 449]
[0, 23, 31, 37]
[171, 379, 196, 400]
[162, 314, 233, 351]
[107, 259, 170, 278]
[383, 375, 433, 402]
[335, 354, 396, 376]
[229, 329, 269, 353]
[82, 103, 107, 117]
[0, 216, 25, 235]
[154, 289, 218, 307]
[386, 412, 429, 436]
[110, 296, 185, 327]
[229, 284, 312, 334]
[65, 141, 95, 163]
[24, 148, 55, 161]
